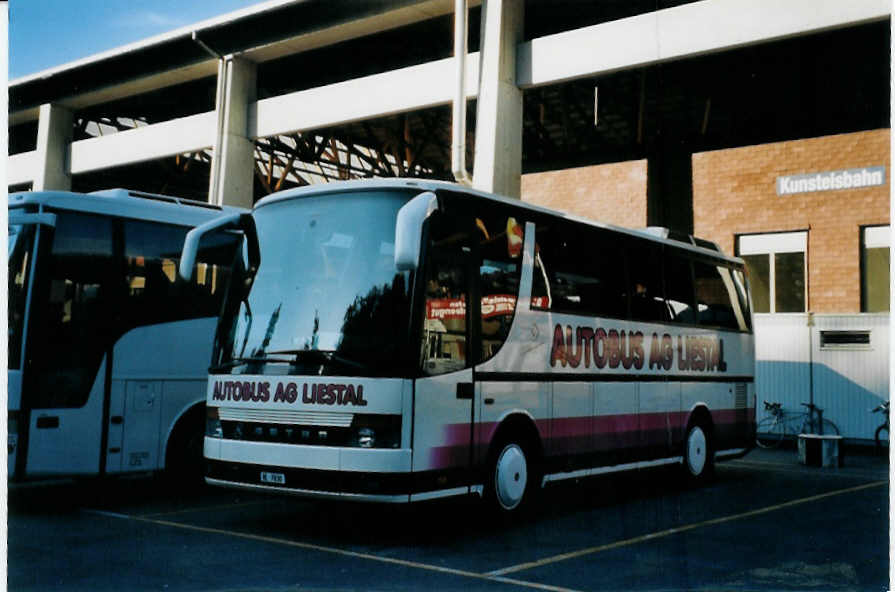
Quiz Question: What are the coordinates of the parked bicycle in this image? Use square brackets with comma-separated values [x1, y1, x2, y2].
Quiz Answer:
[756, 400, 840, 449]
[871, 400, 889, 453]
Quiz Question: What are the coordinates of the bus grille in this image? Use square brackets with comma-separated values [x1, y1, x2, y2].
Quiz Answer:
[735, 383, 747, 409]
[218, 408, 353, 427]
[221, 421, 354, 446]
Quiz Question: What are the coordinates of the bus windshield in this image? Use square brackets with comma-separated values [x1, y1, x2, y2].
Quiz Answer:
[213, 191, 412, 377]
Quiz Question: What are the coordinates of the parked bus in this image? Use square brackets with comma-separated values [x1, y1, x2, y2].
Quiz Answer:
[8, 189, 242, 481]
[183, 179, 755, 514]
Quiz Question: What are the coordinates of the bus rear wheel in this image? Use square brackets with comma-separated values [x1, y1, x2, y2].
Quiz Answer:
[486, 436, 538, 516]
[682, 422, 714, 483]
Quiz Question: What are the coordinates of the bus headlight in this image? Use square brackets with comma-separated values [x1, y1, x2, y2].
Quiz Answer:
[206, 406, 223, 438]
[351, 414, 401, 449]
[357, 427, 376, 448]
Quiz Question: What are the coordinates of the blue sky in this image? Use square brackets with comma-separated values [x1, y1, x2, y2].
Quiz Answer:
[9, 0, 258, 79]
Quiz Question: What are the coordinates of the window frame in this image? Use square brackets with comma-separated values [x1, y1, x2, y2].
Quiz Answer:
[736, 230, 808, 314]
[860, 224, 890, 313]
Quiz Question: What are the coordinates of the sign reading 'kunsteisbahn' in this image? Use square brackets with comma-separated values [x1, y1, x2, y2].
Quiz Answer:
[777, 166, 886, 196]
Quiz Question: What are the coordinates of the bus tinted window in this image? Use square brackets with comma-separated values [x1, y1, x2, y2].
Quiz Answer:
[664, 250, 696, 324]
[421, 212, 470, 375]
[626, 241, 669, 323]
[477, 213, 524, 363]
[8, 224, 35, 370]
[32, 213, 116, 408]
[531, 222, 627, 319]
[693, 260, 741, 330]
[124, 221, 237, 327]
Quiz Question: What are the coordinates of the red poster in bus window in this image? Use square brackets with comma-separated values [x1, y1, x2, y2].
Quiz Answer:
[507, 217, 523, 258]
[481, 294, 516, 318]
[426, 297, 467, 320]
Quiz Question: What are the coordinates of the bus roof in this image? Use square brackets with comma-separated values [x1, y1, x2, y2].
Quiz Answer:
[253, 178, 744, 265]
[8, 188, 245, 227]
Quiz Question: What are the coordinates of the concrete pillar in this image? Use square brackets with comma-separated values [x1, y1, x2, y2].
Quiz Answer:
[33, 103, 73, 191]
[209, 56, 257, 209]
[472, 0, 524, 198]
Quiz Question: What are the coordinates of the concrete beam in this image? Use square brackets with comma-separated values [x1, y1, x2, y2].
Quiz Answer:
[209, 57, 257, 209]
[517, 0, 891, 88]
[9, 0, 474, 126]
[7, 152, 37, 187]
[33, 104, 73, 191]
[252, 55, 479, 139]
[69, 111, 217, 175]
[472, 0, 524, 198]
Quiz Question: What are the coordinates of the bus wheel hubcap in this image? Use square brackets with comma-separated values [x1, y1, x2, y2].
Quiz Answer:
[495, 444, 528, 510]
[687, 426, 707, 475]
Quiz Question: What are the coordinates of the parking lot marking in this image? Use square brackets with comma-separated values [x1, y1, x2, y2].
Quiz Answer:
[139, 499, 274, 519]
[730, 459, 887, 480]
[125, 514, 581, 592]
[488, 480, 886, 577]
[81, 509, 133, 520]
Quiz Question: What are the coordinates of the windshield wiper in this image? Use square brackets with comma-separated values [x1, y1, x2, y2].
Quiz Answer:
[267, 349, 372, 371]
[210, 355, 294, 372]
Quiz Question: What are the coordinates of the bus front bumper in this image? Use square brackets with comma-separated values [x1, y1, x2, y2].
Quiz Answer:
[205, 438, 416, 500]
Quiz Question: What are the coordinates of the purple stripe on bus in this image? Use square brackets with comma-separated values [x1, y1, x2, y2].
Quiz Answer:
[428, 408, 751, 469]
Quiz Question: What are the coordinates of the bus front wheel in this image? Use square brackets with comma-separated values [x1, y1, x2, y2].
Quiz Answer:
[682, 422, 714, 483]
[486, 435, 538, 516]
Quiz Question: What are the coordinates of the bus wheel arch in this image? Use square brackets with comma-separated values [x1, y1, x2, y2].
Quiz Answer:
[483, 413, 543, 515]
[164, 402, 206, 484]
[682, 405, 715, 482]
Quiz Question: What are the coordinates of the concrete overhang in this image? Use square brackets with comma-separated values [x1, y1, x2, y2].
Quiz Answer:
[9, 0, 471, 125]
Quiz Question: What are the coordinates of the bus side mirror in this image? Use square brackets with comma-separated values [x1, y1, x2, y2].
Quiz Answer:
[394, 191, 438, 272]
[179, 212, 260, 282]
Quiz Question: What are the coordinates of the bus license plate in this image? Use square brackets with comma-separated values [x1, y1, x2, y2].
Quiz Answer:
[260, 471, 285, 485]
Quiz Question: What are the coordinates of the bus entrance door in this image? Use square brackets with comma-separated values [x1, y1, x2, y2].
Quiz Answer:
[22, 212, 115, 478]
[412, 230, 475, 493]
[8, 215, 46, 479]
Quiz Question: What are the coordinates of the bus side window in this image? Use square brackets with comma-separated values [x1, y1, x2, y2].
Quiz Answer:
[124, 221, 188, 326]
[123, 221, 239, 327]
[476, 214, 524, 363]
[663, 250, 696, 324]
[532, 222, 627, 319]
[694, 260, 744, 330]
[627, 242, 669, 323]
[420, 214, 470, 376]
[32, 213, 116, 409]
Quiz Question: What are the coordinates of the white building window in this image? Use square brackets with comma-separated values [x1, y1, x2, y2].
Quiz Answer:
[861, 225, 890, 312]
[737, 231, 807, 313]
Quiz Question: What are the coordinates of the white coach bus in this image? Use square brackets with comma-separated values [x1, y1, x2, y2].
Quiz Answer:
[8, 189, 242, 481]
[183, 179, 755, 514]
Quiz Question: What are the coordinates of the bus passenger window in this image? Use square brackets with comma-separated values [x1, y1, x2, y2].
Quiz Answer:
[422, 264, 467, 375]
[8, 224, 35, 370]
[477, 214, 524, 362]
[664, 251, 696, 324]
[421, 215, 470, 376]
[31, 213, 115, 408]
[124, 221, 239, 327]
[627, 243, 669, 323]
[531, 222, 627, 319]
[694, 261, 744, 330]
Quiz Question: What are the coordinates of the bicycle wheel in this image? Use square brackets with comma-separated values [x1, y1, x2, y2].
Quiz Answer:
[801, 417, 840, 436]
[756, 416, 785, 448]
[820, 419, 840, 437]
[875, 424, 889, 453]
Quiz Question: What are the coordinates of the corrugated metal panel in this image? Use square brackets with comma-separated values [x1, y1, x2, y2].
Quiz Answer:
[811, 314, 890, 441]
[754, 313, 890, 441]
[754, 314, 811, 422]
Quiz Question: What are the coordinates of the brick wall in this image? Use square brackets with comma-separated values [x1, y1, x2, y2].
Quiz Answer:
[521, 160, 648, 228]
[692, 129, 890, 313]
